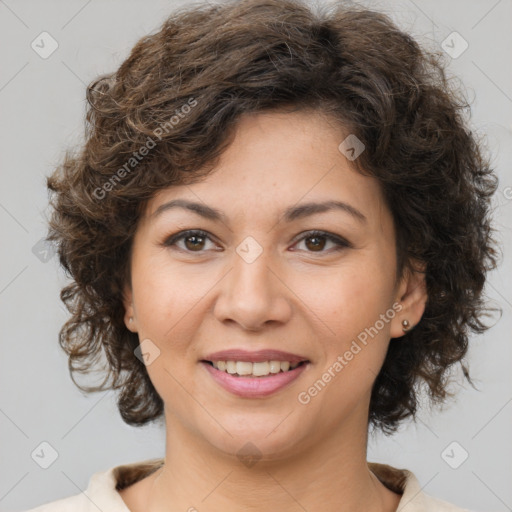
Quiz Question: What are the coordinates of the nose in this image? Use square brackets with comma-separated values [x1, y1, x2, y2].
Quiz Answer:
[213, 245, 293, 331]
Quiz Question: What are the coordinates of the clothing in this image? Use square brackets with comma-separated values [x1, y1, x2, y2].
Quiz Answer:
[25, 458, 472, 511]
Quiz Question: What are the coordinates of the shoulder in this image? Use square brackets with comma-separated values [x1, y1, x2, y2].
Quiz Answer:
[23, 493, 88, 512]
[418, 492, 473, 512]
[23, 458, 164, 512]
[369, 462, 473, 512]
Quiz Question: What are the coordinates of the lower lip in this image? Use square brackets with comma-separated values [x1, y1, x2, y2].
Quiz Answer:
[201, 361, 309, 398]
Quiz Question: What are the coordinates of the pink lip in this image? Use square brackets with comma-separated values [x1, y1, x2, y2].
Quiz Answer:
[202, 349, 308, 364]
[201, 361, 309, 398]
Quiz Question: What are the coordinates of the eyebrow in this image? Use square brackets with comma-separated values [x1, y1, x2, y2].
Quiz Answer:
[151, 199, 367, 224]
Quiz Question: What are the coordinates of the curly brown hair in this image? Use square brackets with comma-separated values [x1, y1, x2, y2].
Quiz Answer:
[46, 0, 499, 434]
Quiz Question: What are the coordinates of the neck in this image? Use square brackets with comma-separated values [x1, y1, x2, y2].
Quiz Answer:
[143, 409, 399, 512]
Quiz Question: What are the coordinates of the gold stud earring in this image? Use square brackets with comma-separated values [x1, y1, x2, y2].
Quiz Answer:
[402, 319, 410, 332]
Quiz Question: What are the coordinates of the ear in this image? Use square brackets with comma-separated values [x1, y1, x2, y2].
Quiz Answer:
[122, 283, 138, 333]
[390, 261, 428, 339]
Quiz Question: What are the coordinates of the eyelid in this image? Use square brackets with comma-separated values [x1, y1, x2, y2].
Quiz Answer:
[162, 228, 352, 253]
[163, 229, 220, 251]
[290, 229, 352, 250]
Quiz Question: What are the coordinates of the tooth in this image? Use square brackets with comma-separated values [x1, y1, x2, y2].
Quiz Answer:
[252, 362, 270, 376]
[236, 361, 253, 375]
[269, 361, 281, 373]
[211, 360, 301, 375]
[280, 361, 290, 372]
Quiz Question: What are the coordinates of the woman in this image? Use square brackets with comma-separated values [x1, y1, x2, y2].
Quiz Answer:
[28, 0, 498, 510]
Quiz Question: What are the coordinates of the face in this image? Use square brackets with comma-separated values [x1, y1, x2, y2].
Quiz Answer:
[123, 109, 427, 460]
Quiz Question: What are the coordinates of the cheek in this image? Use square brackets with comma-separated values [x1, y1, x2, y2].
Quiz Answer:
[296, 260, 395, 346]
[129, 249, 237, 383]
[292, 258, 396, 400]
[132, 255, 206, 334]
[130, 262, 206, 410]
[293, 288, 395, 425]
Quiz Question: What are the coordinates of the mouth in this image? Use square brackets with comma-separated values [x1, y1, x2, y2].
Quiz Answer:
[201, 359, 308, 378]
[199, 354, 310, 398]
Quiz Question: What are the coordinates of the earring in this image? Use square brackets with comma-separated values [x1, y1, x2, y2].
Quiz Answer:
[402, 319, 410, 332]
[129, 317, 134, 323]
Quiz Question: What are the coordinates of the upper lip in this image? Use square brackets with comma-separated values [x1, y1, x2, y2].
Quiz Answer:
[202, 349, 309, 364]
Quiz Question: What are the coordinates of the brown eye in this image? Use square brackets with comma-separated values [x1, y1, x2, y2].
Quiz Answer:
[304, 234, 327, 251]
[163, 229, 217, 253]
[293, 230, 351, 254]
[184, 233, 206, 251]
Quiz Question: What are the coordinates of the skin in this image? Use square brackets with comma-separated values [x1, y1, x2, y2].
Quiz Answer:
[121, 109, 428, 512]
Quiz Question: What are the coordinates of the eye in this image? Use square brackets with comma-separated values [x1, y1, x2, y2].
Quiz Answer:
[162, 229, 219, 252]
[162, 229, 351, 254]
[292, 230, 351, 253]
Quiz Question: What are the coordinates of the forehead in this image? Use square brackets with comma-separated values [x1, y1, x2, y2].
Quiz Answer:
[143, 110, 390, 232]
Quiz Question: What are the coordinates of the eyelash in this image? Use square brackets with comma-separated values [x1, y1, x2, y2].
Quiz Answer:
[162, 229, 352, 254]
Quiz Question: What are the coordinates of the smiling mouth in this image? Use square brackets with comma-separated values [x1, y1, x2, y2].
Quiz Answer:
[201, 360, 309, 378]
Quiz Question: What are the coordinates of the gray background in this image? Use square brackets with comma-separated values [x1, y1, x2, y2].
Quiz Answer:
[0, 0, 511, 510]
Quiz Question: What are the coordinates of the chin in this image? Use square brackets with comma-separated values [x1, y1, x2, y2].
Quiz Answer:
[199, 415, 313, 464]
